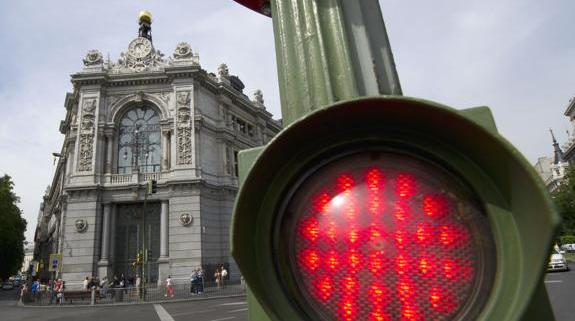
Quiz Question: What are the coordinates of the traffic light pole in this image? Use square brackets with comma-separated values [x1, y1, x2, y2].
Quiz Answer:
[141, 183, 149, 298]
[240, 1, 404, 320]
[270, 0, 402, 125]
[232, 1, 558, 320]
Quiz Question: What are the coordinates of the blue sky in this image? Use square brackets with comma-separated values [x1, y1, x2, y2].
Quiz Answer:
[1, 0, 574, 241]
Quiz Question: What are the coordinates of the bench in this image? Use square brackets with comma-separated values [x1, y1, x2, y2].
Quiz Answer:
[64, 290, 99, 304]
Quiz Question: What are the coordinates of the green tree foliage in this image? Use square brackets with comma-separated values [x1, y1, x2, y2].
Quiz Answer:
[560, 235, 575, 245]
[0, 175, 27, 279]
[552, 167, 575, 236]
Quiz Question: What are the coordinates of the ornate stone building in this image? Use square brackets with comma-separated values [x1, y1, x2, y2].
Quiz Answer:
[534, 130, 569, 192]
[34, 13, 281, 287]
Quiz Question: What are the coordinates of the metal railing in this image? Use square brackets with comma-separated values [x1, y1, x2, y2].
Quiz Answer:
[21, 280, 245, 306]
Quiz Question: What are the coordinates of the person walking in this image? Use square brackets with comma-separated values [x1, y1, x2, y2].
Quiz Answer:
[83, 276, 89, 291]
[190, 270, 197, 294]
[165, 275, 174, 298]
[221, 266, 228, 289]
[55, 279, 65, 305]
[214, 268, 221, 289]
[99, 277, 108, 299]
[197, 268, 204, 294]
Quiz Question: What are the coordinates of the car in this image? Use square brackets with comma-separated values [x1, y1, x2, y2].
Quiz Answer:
[1, 282, 14, 290]
[548, 250, 570, 272]
[561, 243, 575, 252]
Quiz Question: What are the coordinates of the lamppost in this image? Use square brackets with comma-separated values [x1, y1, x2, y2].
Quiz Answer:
[121, 124, 151, 297]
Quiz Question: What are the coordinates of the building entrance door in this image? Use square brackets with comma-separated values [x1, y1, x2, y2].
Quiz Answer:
[113, 202, 160, 284]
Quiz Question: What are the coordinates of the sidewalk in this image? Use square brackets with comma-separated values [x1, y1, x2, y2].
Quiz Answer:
[21, 282, 245, 307]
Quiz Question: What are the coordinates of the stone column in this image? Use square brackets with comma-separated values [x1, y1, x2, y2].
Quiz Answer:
[158, 200, 170, 285]
[161, 130, 170, 170]
[109, 205, 117, 263]
[160, 200, 169, 258]
[105, 133, 114, 174]
[98, 203, 112, 278]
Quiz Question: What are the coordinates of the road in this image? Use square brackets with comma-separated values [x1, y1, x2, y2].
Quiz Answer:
[546, 264, 575, 321]
[0, 270, 572, 321]
[0, 290, 248, 321]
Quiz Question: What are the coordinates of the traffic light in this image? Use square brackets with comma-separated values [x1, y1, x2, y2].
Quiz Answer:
[230, 1, 558, 320]
[232, 98, 559, 321]
[147, 179, 158, 194]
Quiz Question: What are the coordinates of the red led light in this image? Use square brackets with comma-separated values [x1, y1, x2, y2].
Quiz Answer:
[342, 276, 359, 296]
[370, 306, 390, 321]
[346, 249, 363, 273]
[299, 249, 320, 272]
[346, 224, 360, 245]
[313, 191, 332, 214]
[439, 224, 469, 246]
[339, 298, 358, 321]
[395, 254, 412, 275]
[336, 174, 355, 194]
[417, 255, 434, 276]
[326, 250, 340, 271]
[397, 280, 415, 301]
[313, 276, 333, 302]
[366, 168, 384, 216]
[286, 154, 494, 321]
[415, 222, 434, 244]
[300, 217, 319, 242]
[324, 220, 338, 242]
[429, 287, 457, 313]
[368, 282, 387, 304]
[401, 304, 421, 321]
[423, 194, 450, 218]
[394, 202, 410, 221]
[394, 229, 409, 249]
[396, 173, 416, 199]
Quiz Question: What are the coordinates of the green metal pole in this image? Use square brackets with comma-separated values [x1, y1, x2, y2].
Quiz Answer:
[270, 0, 402, 125]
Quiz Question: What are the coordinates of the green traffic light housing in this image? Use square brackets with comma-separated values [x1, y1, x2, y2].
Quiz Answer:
[231, 97, 560, 321]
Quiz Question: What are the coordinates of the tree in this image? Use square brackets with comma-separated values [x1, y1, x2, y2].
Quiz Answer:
[552, 167, 575, 236]
[0, 175, 27, 279]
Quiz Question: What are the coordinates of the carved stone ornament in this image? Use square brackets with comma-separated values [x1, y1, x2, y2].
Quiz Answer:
[75, 219, 88, 233]
[112, 37, 167, 73]
[83, 50, 103, 66]
[253, 89, 265, 107]
[176, 92, 192, 165]
[173, 42, 193, 59]
[179, 213, 193, 226]
[78, 98, 96, 172]
[217, 63, 229, 78]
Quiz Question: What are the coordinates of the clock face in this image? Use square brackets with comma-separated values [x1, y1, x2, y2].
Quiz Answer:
[128, 38, 153, 59]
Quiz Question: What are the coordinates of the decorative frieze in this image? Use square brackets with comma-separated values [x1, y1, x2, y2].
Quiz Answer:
[176, 91, 192, 165]
[78, 98, 96, 172]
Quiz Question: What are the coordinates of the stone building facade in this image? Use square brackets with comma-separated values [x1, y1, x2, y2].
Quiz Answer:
[34, 22, 281, 287]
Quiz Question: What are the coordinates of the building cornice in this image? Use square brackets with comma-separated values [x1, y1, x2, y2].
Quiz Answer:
[564, 97, 575, 117]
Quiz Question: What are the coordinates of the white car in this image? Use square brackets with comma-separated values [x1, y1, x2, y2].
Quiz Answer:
[1, 282, 14, 290]
[548, 251, 569, 272]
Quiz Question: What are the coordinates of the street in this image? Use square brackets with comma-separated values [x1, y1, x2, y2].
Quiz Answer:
[545, 264, 575, 321]
[0, 292, 248, 321]
[0, 270, 572, 321]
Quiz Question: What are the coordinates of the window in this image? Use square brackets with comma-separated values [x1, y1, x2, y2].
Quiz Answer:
[117, 106, 161, 174]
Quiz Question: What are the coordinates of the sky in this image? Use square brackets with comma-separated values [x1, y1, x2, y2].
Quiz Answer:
[1, 0, 574, 243]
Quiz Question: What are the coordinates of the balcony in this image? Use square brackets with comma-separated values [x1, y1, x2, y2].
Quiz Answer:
[104, 171, 166, 186]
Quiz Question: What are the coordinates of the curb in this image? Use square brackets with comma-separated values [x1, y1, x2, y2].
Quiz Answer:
[17, 293, 246, 309]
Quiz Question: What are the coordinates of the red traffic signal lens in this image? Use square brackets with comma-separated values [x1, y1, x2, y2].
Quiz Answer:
[279, 151, 495, 321]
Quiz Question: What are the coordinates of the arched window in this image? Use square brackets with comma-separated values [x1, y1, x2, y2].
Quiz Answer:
[117, 105, 161, 174]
